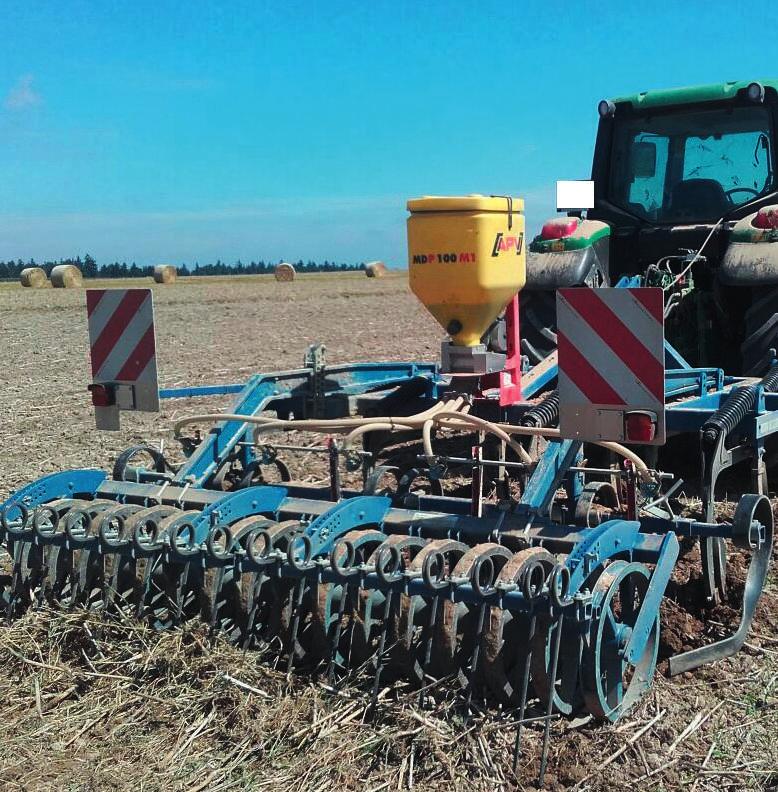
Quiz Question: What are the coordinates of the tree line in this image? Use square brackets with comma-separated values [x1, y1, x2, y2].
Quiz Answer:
[0, 255, 367, 280]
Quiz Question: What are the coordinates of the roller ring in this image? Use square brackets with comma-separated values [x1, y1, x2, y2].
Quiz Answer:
[521, 559, 547, 602]
[64, 508, 93, 541]
[471, 555, 496, 599]
[206, 524, 234, 560]
[375, 544, 402, 584]
[32, 505, 60, 538]
[549, 564, 572, 609]
[287, 534, 313, 571]
[422, 551, 449, 590]
[1, 502, 29, 535]
[133, 517, 162, 552]
[100, 513, 128, 546]
[246, 528, 274, 566]
[330, 538, 357, 578]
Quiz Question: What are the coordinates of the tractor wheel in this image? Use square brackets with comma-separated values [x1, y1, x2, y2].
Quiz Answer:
[741, 287, 778, 376]
[517, 290, 558, 364]
[513, 263, 607, 365]
[483, 293, 559, 363]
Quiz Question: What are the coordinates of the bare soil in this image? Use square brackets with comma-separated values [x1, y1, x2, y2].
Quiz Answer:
[0, 273, 776, 791]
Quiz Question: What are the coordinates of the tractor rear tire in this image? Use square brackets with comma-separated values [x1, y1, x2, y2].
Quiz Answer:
[741, 287, 778, 376]
[518, 290, 558, 365]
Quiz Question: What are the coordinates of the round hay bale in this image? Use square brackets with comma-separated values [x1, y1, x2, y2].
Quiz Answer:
[19, 267, 47, 288]
[365, 261, 388, 278]
[274, 262, 296, 282]
[50, 264, 83, 289]
[153, 264, 177, 284]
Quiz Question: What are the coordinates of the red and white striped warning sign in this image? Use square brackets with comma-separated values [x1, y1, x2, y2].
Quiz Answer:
[556, 287, 665, 445]
[86, 288, 159, 427]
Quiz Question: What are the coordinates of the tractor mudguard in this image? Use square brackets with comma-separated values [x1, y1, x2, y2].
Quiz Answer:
[719, 209, 778, 285]
[525, 220, 610, 289]
[515, 220, 610, 363]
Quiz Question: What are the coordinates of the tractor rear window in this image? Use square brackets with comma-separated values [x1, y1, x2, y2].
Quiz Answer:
[608, 105, 775, 223]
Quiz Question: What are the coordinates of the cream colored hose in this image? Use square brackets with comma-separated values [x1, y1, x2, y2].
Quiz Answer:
[173, 398, 655, 483]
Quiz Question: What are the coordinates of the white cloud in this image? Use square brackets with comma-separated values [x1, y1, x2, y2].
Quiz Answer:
[4, 74, 41, 110]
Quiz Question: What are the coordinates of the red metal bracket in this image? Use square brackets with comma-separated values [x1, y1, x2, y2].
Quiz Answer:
[499, 294, 522, 406]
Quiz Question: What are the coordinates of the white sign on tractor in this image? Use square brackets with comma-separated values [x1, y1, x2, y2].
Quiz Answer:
[556, 180, 595, 211]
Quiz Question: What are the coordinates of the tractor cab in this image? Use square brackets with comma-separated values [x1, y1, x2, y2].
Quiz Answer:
[592, 81, 778, 280]
[524, 80, 778, 375]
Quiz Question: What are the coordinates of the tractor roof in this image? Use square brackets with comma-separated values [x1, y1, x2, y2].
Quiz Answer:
[611, 80, 778, 110]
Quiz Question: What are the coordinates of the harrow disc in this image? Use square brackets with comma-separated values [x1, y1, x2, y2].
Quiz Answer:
[349, 535, 427, 667]
[529, 562, 582, 716]
[394, 539, 469, 684]
[242, 520, 303, 651]
[481, 547, 556, 704]
[581, 560, 659, 722]
[308, 528, 386, 672]
[432, 543, 513, 686]
[200, 516, 276, 641]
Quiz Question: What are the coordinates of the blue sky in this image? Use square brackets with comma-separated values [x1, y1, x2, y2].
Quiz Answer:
[1, 1, 776, 267]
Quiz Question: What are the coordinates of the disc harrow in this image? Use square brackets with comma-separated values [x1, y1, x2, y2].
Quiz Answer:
[1, 339, 776, 785]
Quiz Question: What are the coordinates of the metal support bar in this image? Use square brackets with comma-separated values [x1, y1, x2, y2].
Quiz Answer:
[623, 532, 679, 664]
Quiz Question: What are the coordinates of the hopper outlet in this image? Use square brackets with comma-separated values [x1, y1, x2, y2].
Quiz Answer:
[406, 195, 527, 347]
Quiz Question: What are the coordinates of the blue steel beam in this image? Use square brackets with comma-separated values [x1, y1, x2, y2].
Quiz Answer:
[173, 363, 438, 488]
[161, 384, 246, 399]
[519, 439, 581, 516]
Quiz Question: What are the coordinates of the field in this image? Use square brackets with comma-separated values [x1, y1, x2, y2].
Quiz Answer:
[0, 273, 776, 791]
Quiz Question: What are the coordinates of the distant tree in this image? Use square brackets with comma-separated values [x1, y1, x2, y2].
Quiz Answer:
[83, 253, 98, 278]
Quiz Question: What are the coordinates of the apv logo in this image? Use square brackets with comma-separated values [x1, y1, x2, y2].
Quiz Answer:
[491, 232, 524, 257]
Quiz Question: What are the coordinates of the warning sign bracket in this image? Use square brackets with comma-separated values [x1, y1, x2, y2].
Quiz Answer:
[86, 288, 160, 431]
[557, 287, 666, 446]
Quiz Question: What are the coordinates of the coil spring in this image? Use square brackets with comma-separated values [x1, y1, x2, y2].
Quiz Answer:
[521, 390, 560, 428]
[763, 363, 778, 394]
[701, 384, 758, 446]
[702, 364, 778, 446]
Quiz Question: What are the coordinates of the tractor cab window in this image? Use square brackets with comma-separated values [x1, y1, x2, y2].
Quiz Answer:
[627, 134, 669, 216]
[608, 105, 775, 223]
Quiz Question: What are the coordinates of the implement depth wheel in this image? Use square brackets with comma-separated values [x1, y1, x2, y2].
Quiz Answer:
[582, 561, 658, 722]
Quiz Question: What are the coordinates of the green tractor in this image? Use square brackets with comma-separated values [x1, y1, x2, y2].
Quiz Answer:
[521, 79, 778, 377]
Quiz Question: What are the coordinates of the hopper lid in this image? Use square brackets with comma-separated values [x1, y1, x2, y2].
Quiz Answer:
[407, 194, 525, 213]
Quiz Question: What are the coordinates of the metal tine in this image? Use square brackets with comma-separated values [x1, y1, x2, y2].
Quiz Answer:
[8, 536, 38, 622]
[242, 571, 268, 650]
[538, 563, 571, 791]
[368, 543, 402, 716]
[171, 565, 192, 627]
[418, 593, 441, 707]
[105, 553, 127, 613]
[369, 588, 394, 714]
[138, 558, 157, 621]
[326, 582, 351, 684]
[513, 557, 556, 773]
[464, 556, 496, 725]
[285, 534, 314, 678]
[285, 577, 308, 678]
[7, 541, 25, 624]
[463, 551, 505, 722]
[206, 567, 227, 632]
[511, 607, 537, 772]
[326, 535, 360, 684]
[536, 610, 564, 787]
[35, 545, 53, 609]
[417, 547, 455, 706]
[462, 600, 487, 723]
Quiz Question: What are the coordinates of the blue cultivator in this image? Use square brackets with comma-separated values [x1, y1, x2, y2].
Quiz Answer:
[1, 196, 776, 785]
